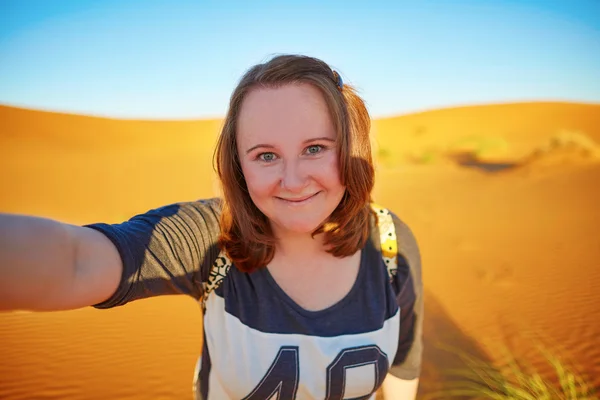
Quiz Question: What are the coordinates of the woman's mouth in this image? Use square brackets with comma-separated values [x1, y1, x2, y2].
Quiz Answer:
[276, 192, 320, 205]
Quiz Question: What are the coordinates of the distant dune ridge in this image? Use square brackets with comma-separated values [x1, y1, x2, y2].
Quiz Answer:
[1, 101, 599, 399]
[371, 101, 600, 170]
[523, 130, 600, 167]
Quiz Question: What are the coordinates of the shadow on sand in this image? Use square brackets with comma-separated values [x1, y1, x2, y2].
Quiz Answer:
[448, 151, 519, 173]
[417, 290, 497, 399]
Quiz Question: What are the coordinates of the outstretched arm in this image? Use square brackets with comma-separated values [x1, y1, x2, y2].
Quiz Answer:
[0, 213, 122, 311]
[1, 198, 223, 312]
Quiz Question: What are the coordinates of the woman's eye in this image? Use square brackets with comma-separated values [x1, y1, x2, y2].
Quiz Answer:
[258, 152, 276, 162]
[306, 145, 323, 154]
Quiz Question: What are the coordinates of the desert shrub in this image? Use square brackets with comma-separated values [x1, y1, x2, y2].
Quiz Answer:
[448, 136, 509, 160]
[423, 343, 597, 400]
[533, 130, 600, 157]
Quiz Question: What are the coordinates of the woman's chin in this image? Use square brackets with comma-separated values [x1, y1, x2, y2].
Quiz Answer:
[274, 219, 322, 235]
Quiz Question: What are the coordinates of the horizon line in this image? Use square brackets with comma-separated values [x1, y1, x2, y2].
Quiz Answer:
[1, 98, 599, 122]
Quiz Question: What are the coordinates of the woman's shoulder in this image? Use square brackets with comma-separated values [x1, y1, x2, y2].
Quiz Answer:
[388, 211, 419, 260]
[371, 204, 422, 281]
[105, 196, 225, 247]
[371, 204, 418, 249]
[152, 197, 223, 215]
[136, 197, 223, 227]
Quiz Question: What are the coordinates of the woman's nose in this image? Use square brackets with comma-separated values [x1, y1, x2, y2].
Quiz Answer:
[280, 160, 308, 192]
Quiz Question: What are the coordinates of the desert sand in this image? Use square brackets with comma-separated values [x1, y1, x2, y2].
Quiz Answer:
[1, 102, 599, 399]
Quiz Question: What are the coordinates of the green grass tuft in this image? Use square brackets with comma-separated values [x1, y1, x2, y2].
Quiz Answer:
[422, 343, 598, 400]
[448, 135, 509, 159]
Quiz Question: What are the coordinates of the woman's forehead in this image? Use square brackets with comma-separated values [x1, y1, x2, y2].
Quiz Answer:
[237, 84, 335, 145]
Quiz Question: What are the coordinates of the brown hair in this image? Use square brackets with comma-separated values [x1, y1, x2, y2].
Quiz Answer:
[214, 54, 374, 273]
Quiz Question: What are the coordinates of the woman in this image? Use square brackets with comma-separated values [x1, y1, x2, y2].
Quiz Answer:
[0, 54, 423, 399]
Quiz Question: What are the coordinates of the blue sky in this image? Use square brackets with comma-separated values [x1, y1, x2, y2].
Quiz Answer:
[1, 0, 599, 119]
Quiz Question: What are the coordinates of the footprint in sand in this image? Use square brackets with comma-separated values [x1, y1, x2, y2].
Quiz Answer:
[474, 263, 514, 288]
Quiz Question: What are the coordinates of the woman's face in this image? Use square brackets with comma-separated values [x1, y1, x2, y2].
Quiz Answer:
[237, 83, 346, 236]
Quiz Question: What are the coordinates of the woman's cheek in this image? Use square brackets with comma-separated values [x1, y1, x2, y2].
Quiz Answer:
[244, 165, 280, 194]
[318, 152, 342, 184]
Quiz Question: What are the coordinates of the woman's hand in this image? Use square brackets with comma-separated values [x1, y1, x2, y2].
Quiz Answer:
[381, 373, 419, 400]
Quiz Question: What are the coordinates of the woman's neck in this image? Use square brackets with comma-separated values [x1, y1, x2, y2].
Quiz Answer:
[266, 225, 363, 311]
[272, 227, 329, 261]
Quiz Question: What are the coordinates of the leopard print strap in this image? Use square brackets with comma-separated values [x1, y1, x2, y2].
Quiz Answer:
[200, 250, 232, 311]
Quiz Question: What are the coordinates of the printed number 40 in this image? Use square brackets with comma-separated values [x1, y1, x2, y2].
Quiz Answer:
[242, 345, 389, 400]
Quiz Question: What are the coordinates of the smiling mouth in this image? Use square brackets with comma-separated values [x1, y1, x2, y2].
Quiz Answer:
[277, 192, 320, 203]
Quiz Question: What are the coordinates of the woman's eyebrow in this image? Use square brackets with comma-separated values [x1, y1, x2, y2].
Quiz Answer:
[245, 137, 335, 154]
[245, 143, 275, 154]
[303, 137, 336, 144]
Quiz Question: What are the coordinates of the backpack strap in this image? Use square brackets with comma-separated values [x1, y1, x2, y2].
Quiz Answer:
[200, 204, 398, 311]
[201, 250, 232, 311]
[370, 203, 399, 282]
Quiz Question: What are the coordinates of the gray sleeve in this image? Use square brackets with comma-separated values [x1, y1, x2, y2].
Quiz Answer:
[388, 213, 424, 380]
[83, 198, 222, 309]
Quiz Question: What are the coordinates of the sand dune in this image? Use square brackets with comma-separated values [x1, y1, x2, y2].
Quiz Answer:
[372, 101, 600, 167]
[0, 105, 224, 223]
[1, 102, 599, 399]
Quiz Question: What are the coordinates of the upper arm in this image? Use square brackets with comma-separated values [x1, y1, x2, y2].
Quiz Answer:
[60, 224, 124, 310]
[46, 198, 223, 311]
[388, 213, 424, 379]
[81, 199, 222, 309]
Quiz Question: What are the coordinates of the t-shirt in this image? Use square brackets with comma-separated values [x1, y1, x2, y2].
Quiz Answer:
[84, 198, 423, 400]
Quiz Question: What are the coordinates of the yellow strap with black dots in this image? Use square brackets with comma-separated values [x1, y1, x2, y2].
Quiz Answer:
[201, 203, 398, 311]
[370, 203, 399, 282]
